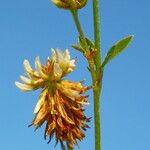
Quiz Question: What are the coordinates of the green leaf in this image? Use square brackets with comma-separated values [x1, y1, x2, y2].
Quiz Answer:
[78, 36, 95, 51]
[85, 38, 95, 50]
[102, 35, 134, 68]
[72, 44, 84, 52]
[78, 36, 84, 48]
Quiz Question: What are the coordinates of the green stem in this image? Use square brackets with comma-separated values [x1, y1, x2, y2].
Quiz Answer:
[93, 0, 101, 149]
[93, 0, 101, 68]
[93, 82, 101, 150]
[70, 10, 88, 50]
[90, 64, 102, 150]
[70, 9, 102, 150]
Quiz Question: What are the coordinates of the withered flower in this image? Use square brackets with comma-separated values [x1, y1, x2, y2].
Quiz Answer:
[15, 49, 91, 149]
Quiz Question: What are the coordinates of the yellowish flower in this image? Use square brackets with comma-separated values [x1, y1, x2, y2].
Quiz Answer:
[51, 0, 87, 10]
[15, 49, 91, 149]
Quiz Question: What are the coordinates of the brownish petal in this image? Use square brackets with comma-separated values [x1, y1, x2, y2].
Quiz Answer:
[30, 79, 90, 150]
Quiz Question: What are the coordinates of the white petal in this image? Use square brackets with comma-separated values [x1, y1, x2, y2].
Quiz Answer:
[64, 49, 70, 60]
[54, 63, 62, 79]
[23, 60, 33, 74]
[67, 68, 73, 72]
[23, 59, 40, 78]
[56, 49, 63, 63]
[34, 89, 47, 114]
[69, 59, 76, 67]
[33, 71, 40, 77]
[35, 57, 48, 80]
[15, 82, 34, 91]
[51, 48, 56, 62]
[20, 75, 31, 84]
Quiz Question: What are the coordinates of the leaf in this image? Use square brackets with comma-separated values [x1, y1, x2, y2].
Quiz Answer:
[85, 38, 95, 50]
[102, 35, 134, 68]
[78, 36, 84, 48]
[73, 37, 95, 53]
[78, 37, 95, 48]
[72, 44, 84, 52]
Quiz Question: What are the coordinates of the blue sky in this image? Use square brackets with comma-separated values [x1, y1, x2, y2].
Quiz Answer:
[0, 0, 150, 150]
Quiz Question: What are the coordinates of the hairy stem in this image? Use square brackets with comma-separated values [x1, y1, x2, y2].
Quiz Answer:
[93, 0, 101, 149]
[93, 0, 101, 68]
[93, 82, 101, 150]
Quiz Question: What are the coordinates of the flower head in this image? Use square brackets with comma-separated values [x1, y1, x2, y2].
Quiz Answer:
[51, 0, 87, 10]
[15, 49, 91, 149]
[15, 49, 75, 91]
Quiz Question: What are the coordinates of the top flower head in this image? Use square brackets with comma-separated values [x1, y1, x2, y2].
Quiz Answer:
[15, 49, 75, 91]
[51, 0, 87, 10]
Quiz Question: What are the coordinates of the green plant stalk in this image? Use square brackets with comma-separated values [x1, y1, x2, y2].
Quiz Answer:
[93, 81, 101, 150]
[70, 10, 102, 150]
[93, 0, 101, 68]
[93, 0, 101, 149]
[71, 10, 88, 51]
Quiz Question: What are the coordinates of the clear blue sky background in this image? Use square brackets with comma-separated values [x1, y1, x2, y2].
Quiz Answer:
[0, 0, 150, 150]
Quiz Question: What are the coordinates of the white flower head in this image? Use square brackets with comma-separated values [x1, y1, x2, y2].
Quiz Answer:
[52, 48, 76, 76]
[15, 49, 76, 91]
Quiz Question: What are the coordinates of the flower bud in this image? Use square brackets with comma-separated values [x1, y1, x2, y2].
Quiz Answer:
[51, 0, 87, 10]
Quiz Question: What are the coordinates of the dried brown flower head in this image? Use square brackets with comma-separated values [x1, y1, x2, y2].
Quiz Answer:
[15, 49, 91, 149]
